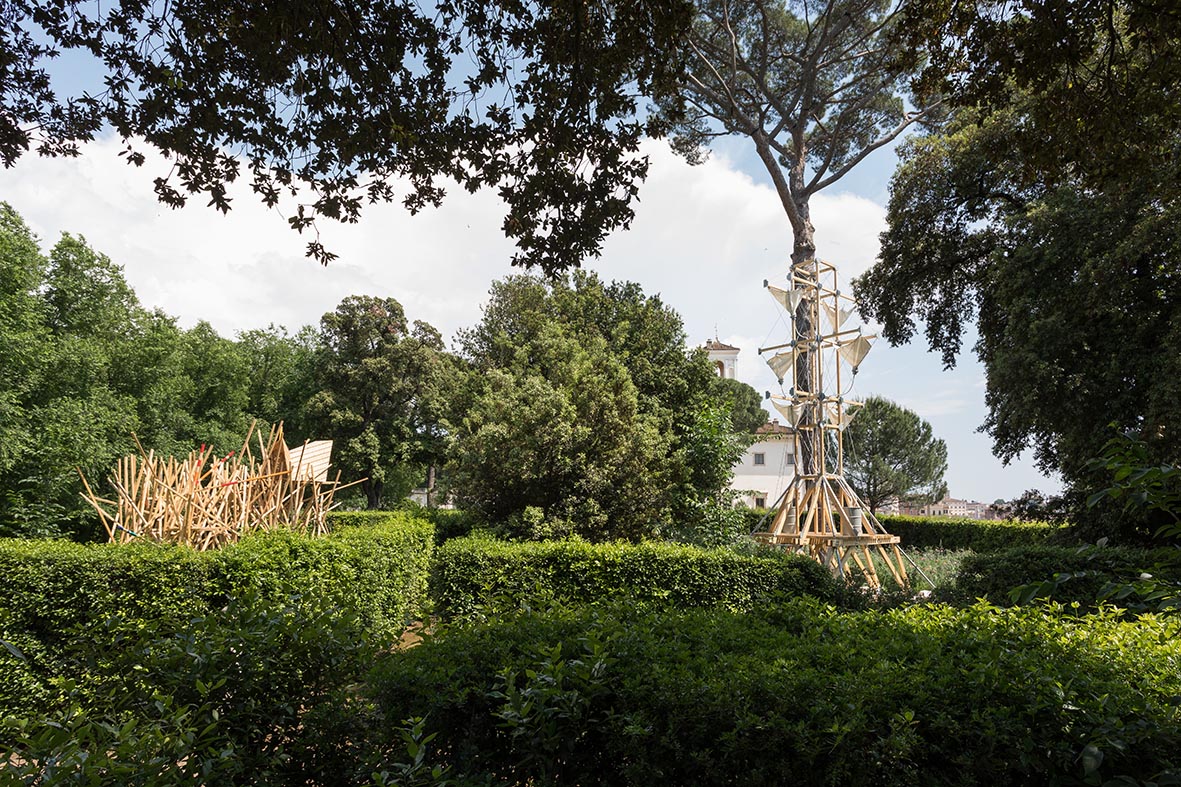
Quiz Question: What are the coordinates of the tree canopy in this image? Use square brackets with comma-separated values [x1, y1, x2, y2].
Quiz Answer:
[855, 1, 1181, 532]
[2, 0, 692, 271]
[0, 203, 464, 535]
[658, 0, 939, 265]
[0, 204, 765, 540]
[842, 395, 948, 514]
[449, 325, 673, 539]
[710, 377, 769, 435]
[306, 296, 457, 509]
[450, 272, 736, 539]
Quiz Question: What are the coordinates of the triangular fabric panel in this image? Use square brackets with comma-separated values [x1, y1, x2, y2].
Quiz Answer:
[824, 303, 854, 331]
[770, 396, 808, 426]
[838, 335, 874, 368]
[824, 402, 858, 432]
[766, 350, 796, 381]
[767, 284, 806, 314]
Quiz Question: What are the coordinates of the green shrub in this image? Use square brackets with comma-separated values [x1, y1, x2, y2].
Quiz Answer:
[877, 514, 1058, 551]
[0, 511, 434, 718]
[0, 540, 213, 716]
[371, 600, 1181, 786]
[737, 509, 1058, 552]
[942, 544, 1181, 609]
[2, 591, 385, 785]
[423, 508, 487, 545]
[217, 510, 434, 641]
[430, 537, 837, 618]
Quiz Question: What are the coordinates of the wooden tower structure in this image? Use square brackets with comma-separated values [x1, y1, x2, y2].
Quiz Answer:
[752, 259, 909, 589]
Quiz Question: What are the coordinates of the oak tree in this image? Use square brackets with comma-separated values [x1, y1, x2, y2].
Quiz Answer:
[305, 295, 456, 508]
[1, 0, 692, 272]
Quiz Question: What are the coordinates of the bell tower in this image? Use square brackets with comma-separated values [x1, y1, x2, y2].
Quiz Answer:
[704, 337, 739, 379]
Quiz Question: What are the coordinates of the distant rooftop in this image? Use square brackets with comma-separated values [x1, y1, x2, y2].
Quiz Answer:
[703, 339, 740, 351]
[755, 419, 791, 435]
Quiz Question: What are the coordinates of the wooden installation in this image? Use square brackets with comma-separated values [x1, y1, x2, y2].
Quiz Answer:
[80, 423, 353, 551]
[754, 259, 911, 589]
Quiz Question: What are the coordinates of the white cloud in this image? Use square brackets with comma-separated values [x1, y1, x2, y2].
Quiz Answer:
[0, 133, 1059, 500]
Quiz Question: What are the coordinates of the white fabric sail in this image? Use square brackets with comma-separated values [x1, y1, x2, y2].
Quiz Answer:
[767, 284, 806, 314]
[766, 349, 796, 381]
[837, 335, 874, 368]
[824, 302, 854, 331]
[770, 395, 808, 426]
[824, 402, 858, 432]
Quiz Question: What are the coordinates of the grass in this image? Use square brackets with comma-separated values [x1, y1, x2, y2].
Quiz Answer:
[858, 547, 972, 593]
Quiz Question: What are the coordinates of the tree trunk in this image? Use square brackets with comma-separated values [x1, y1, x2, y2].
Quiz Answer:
[752, 131, 819, 476]
[791, 195, 819, 477]
[364, 478, 383, 509]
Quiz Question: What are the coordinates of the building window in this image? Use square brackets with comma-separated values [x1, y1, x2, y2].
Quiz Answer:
[755, 496, 766, 508]
[753, 452, 765, 466]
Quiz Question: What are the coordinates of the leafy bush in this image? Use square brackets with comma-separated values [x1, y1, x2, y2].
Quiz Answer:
[430, 537, 837, 618]
[739, 508, 1057, 551]
[425, 508, 487, 545]
[877, 513, 1058, 551]
[0, 539, 214, 716]
[0, 510, 433, 717]
[217, 510, 435, 641]
[2, 591, 386, 785]
[941, 544, 1181, 609]
[371, 600, 1181, 786]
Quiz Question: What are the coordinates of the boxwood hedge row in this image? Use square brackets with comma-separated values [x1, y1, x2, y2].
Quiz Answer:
[878, 514, 1058, 551]
[941, 544, 1181, 609]
[739, 508, 1057, 552]
[431, 536, 837, 618]
[0, 510, 433, 716]
[372, 600, 1181, 786]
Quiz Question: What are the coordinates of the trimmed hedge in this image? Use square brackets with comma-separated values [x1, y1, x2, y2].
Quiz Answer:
[941, 544, 1181, 608]
[0, 510, 434, 716]
[739, 508, 1057, 552]
[878, 514, 1058, 552]
[372, 600, 1181, 786]
[3, 590, 382, 784]
[430, 536, 837, 618]
[216, 511, 435, 639]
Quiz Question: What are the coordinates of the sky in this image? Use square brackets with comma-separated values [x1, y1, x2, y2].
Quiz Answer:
[0, 125, 1061, 503]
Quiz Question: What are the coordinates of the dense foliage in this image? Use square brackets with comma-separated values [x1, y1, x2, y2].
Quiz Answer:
[372, 600, 1181, 786]
[942, 544, 1181, 611]
[878, 514, 1057, 552]
[0, 203, 464, 534]
[0, 204, 290, 538]
[430, 536, 837, 618]
[305, 296, 458, 508]
[450, 273, 734, 540]
[3, 591, 381, 784]
[844, 396, 948, 514]
[1, 205, 760, 539]
[710, 376, 769, 435]
[1, 0, 694, 271]
[0, 510, 433, 718]
[858, 0, 1181, 537]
